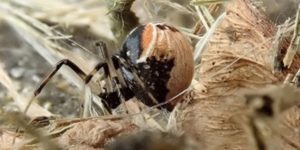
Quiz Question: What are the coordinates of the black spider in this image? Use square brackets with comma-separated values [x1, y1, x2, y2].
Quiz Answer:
[33, 23, 194, 113]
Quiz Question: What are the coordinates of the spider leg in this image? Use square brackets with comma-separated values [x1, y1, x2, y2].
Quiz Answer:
[33, 57, 123, 113]
[85, 62, 108, 84]
[112, 55, 160, 106]
[34, 59, 88, 97]
[33, 42, 134, 114]
[96, 41, 127, 88]
[95, 42, 134, 112]
[30, 59, 106, 116]
[84, 58, 134, 111]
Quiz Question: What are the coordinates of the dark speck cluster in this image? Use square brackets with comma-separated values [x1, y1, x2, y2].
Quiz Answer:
[139, 57, 173, 107]
[122, 56, 174, 110]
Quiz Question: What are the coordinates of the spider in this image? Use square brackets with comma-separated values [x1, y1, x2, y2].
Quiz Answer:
[33, 23, 194, 113]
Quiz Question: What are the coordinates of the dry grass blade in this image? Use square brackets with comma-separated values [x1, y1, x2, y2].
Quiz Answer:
[83, 85, 110, 117]
[143, 113, 166, 131]
[195, 6, 210, 31]
[292, 68, 300, 86]
[0, 5, 84, 87]
[10, 0, 114, 40]
[193, 12, 226, 64]
[283, 4, 300, 68]
[0, 63, 52, 118]
[199, 5, 215, 26]
[191, 0, 228, 5]
[4, 112, 62, 150]
[272, 19, 290, 73]
[156, 0, 194, 15]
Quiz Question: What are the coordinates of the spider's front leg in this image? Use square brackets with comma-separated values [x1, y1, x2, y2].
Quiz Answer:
[32, 42, 133, 114]
[34, 59, 87, 96]
[34, 59, 108, 96]
[94, 42, 134, 112]
[97, 77, 134, 111]
[28, 58, 107, 115]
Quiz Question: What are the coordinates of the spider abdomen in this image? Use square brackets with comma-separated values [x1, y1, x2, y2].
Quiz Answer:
[121, 23, 194, 110]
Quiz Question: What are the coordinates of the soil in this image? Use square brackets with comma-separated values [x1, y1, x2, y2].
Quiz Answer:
[0, 22, 81, 118]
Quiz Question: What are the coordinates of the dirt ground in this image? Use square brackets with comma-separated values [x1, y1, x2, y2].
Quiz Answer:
[0, 22, 81, 117]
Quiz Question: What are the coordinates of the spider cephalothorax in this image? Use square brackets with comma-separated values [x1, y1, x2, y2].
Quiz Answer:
[33, 23, 194, 112]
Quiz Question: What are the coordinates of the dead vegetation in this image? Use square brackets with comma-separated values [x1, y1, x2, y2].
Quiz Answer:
[0, 0, 300, 150]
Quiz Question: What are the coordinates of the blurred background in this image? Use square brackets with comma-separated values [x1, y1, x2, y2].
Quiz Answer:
[0, 0, 300, 149]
